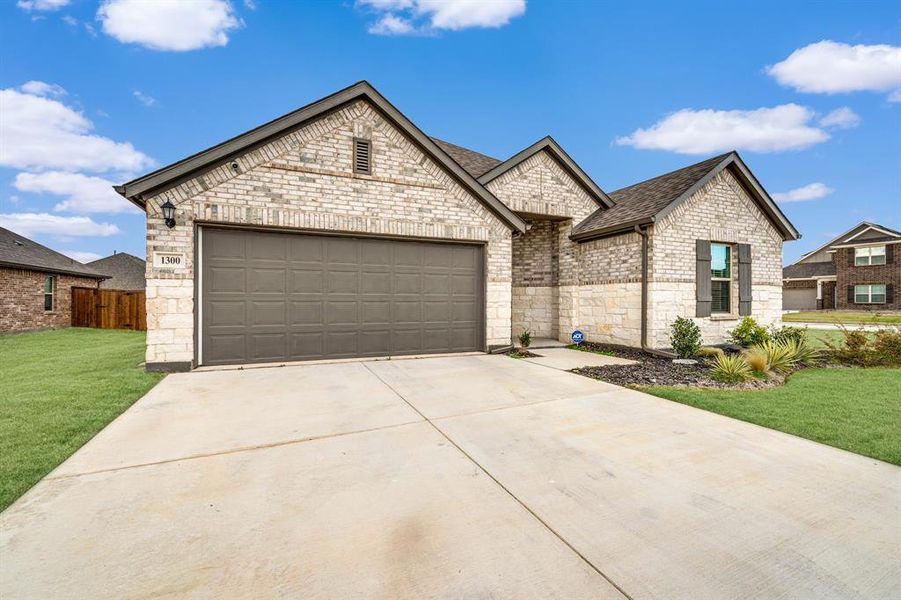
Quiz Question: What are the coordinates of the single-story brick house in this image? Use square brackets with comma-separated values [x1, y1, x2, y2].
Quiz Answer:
[0, 227, 108, 333]
[115, 81, 799, 371]
[782, 221, 899, 311]
[86, 252, 147, 291]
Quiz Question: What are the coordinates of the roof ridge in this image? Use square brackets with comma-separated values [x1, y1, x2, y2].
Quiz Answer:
[429, 137, 501, 162]
[610, 152, 733, 196]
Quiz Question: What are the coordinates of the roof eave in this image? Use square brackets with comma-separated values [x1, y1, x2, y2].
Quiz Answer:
[117, 81, 526, 234]
[569, 217, 654, 243]
[0, 259, 108, 280]
[477, 136, 614, 209]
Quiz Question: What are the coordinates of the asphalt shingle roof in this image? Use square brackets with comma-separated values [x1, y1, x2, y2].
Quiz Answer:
[0, 227, 107, 279]
[431, 138, 502, 178]
[782, 262, 836, 279]
[573, 153, 731, 237]
[87, 253, 146, 290]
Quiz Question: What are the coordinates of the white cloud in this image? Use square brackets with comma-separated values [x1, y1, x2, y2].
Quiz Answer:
[13, 172, 139, 214]
[17, 0, 70, 11]
[98, 0, 242, 51]
[360, 0, 525, 35]
[132, 89, 158, 107]
[20, 80, 66, 97]
[615, 104, 829, 154]
[767, 41, 901, 97]
[0, 213, 120, 237]
[243, 0, 257, 9]
[819, 107, 860, 129]
[888, 90, 901, 103]
[0, 86, 153, 173]
[62, 250, 102, 263]
[772, 182, 835, 203]
[62, 14, 77, 26]
[369, 14, 415, 35]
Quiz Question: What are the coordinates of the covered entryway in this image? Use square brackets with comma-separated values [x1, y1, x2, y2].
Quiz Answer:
[199, 227, 484, 366]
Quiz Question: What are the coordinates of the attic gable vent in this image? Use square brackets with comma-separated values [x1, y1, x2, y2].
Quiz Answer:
[353, 138, 371, 174]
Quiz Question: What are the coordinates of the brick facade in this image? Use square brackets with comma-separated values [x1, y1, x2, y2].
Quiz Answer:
[834, 247, 900, 310]
[0, 267, 100, 333]
[143, 99, 514, 368]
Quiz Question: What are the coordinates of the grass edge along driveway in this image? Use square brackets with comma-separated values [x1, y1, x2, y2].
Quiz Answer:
[643, 367, 901, 466]
[0, 328, 163, 512]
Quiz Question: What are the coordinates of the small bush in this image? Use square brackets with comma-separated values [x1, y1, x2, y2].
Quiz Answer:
[670, 317, 702, 358]
[710, 353, 753, 383]
[785, 338, 822, 366]
[754, 340, 796, 373]
[826, 327, 876, 366]
[696, 346, 725, 358]
[518, 329, 532, 348]
[729, 316, 770, 347]
[743, 349, 769, 374]
[872, 329, 901, 366]
[769, 324, 807, 345]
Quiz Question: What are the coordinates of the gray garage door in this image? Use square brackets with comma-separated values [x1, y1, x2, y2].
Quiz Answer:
[200, 227, 484, 366]
[783, 288, 817, 311]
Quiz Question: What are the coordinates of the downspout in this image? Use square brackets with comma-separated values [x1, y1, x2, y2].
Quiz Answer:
[634, 224, 674, 358]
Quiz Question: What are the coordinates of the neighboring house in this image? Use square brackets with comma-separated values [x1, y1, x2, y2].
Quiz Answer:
[86, 252, 146, 290]
[115, 81, 799, 371]
[0, 227, 108, 333]
[782, 222, 900, 311]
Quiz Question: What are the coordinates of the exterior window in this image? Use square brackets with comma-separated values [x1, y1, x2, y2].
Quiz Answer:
[710, 243, 731, 313]
[44, 275, 55, 312]
[854, 284, 886, 304]
[854, 246, 886, 266]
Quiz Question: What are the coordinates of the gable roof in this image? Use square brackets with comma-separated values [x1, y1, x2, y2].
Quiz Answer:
[476, 136, 614, 208]
[571, 152, 800, 242]
[431, 138, 502, 178]
[115, 81, 527, 234]
[87, 253, 146, 290]
[795, 221, 901, 263]
[0, 227, 108, 279]
[782, 262, 836, 280]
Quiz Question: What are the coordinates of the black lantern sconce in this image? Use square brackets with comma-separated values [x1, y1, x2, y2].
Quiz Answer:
[160, 200, 176, 228]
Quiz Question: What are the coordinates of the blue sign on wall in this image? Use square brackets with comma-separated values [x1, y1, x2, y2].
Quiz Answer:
[571, 330, 584, 344]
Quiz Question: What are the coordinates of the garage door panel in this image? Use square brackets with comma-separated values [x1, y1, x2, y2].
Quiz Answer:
[202, 228, 483, 365]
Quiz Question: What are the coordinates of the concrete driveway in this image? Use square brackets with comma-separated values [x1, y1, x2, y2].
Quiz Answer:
[2, 353, 900, 599]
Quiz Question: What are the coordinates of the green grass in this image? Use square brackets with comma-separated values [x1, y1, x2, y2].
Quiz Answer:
[566, 344, 616, 357]
[784, 310, 901, 325]
[0, 328, 163, 511]
[643, 368, 901, 465]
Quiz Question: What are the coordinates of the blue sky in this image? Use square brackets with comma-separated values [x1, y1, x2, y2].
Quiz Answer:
[1, 0, 898, 265]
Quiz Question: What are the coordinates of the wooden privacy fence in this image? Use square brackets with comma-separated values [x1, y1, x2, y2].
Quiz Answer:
[71, 287, 147, 331]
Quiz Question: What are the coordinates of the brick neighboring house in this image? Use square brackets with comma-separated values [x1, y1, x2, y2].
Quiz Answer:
[0, 227, 108, 333]
[115, 81, 799, 371]
[782, 222, 900, 311]
[86, 252, 146, 290]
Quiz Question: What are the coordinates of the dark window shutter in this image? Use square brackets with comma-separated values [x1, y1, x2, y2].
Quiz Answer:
[738, 243, 752, 316]
[848, 249, 855, 266]
[847, 285, 855, 304]
[886, 284, 894, 305]
[886, 244, 894, 264]
[696, 239, 712, 317]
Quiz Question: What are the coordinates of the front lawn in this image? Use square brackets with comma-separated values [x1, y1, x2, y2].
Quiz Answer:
[0, 328, 163, 511]
[643, 368, 901, 465]
[784, 310, 901, 325]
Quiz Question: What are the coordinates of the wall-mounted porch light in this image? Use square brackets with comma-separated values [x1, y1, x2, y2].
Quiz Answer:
[160, 200, 176, 228]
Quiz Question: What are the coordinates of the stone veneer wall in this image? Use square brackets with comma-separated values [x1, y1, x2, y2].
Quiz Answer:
[648, 169, 784, 347]
[0, 267, 100, 333]
[486, 151, 599, 341]
[143, 100, 513, 367]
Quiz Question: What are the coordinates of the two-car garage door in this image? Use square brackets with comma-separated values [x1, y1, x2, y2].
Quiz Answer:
[200, 227, 485, 366]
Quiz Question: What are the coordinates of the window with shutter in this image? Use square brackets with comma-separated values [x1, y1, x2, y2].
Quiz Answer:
[353, 138, 371, 174]
[710, 243, 731, 313]
[738, 243, 752, 315]
[696, 240, 712, 317]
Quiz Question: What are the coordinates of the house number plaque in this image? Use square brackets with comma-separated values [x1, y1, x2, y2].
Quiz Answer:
[153, 252, 185, 269]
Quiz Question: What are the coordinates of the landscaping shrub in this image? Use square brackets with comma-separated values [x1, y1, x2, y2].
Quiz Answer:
[754, 340, 796, 374]
[785, 338, 821, 366]
[728, 316, 770, 347]
[696, 346, 725, 358]
[743, 349, 769, 374]
[710, 353, 753, 383]
[769, 325, 807, 345]
[873, 329, 901, 366]
[518, 329, 532, 348]
[670, 317, 702, 358]
[826, 328, 881, 366]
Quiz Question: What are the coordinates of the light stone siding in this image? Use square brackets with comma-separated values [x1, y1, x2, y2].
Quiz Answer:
[487, 150, 602, 341]
[576, 283, 642, 347]
[648, 170, 784, 347]
[144, 99, 513, 366]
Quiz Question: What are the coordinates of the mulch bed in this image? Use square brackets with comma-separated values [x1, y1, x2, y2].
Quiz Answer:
[570, 342, 781, 389]
[505, 349, 542, 358]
